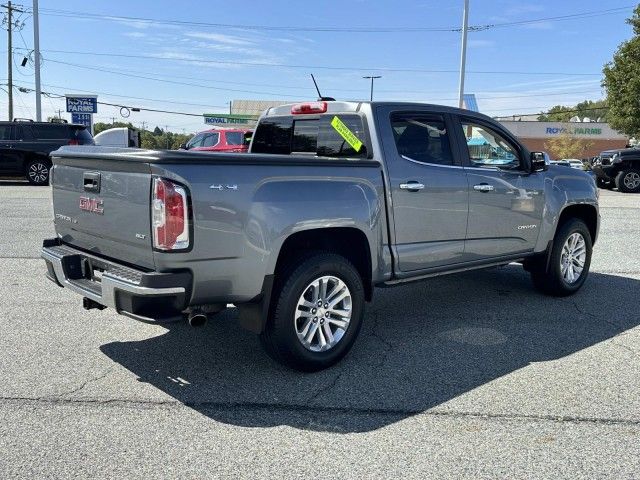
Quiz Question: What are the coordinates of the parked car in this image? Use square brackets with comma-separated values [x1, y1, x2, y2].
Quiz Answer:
[561, 159, 585, 170]
[0, 120, 94, 185]
[551, 160, 572, 167]
[592, 147, 640, 193]
[180, 128, 252, 153]
[41, 101, 599, 371]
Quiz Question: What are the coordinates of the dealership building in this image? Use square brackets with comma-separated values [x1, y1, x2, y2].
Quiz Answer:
[498, 121, 629, 159]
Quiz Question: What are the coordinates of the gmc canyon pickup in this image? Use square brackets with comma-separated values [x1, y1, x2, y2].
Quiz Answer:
[42, 101, 599, 371]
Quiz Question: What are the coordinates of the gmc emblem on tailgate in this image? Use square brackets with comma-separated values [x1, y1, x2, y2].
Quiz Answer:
[79, 196, 104, 215]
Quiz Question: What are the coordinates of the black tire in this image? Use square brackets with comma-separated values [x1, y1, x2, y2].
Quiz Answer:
[530, 218, 592, 297]
[596, 177, 615, 190]
[25, 158, 51, 186]
[259, 253, 365, 372]
[615, 168, 640, 193]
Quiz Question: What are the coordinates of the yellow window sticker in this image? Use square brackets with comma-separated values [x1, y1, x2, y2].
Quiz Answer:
[330, 116, 363, 152]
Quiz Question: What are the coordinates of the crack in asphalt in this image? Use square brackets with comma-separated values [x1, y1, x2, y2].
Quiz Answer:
[49, 369, 113, 399]
[571, 300, 640, 357]
[0, 396, 639, 427]
[572, 300, 623, 333]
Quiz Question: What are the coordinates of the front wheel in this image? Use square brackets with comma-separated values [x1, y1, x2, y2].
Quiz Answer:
[259, 253, 365, 372]
[530, 218, 592, 296]
[615, 168, 640, 193]
[26, 158, 51, 185]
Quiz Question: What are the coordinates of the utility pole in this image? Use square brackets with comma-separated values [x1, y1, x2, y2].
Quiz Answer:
[164, 124, 169, 149]
[33, 0, 41, 121]
[457, 0, 470, 109]
[3, 2, 26, 120]
[7, 1, 12, 120]
[362, 75, 381, 102]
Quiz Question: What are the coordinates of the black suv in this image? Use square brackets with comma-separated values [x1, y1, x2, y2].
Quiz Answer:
[0, 121, 94, 185]
[592, 147, 640, 193]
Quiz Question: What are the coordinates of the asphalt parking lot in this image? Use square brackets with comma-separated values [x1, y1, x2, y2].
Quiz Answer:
[0, 181, 638, 479]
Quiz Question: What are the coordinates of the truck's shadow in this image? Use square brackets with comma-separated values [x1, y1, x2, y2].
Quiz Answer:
[100, 266, 639, 433]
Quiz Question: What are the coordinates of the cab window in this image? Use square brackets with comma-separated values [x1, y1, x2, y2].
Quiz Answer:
[391, 114, 453, 166]
[460, 122, 521, 169]
[201, 133, 219, 147]
[186, 133, 207, 148]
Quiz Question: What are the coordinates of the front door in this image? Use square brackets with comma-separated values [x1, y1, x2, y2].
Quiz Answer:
[455, 117, 545, 260]
[378, 108, 469, 272]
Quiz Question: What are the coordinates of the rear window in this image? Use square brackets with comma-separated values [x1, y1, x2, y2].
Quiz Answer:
[31, 124, 71, 139]
[251, 114, 368, 158]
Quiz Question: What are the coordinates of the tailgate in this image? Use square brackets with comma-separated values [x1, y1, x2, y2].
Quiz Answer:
[51, 157, 154, 269]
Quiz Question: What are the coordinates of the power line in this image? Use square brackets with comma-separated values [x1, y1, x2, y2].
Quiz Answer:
[13, 80, 229, 109]
[39, 57, 306, 97]
[491, 105, 609, 116]
[19, 48, 603, 76]
[11, 55, 603, 99]
[35, 5, 635, 33]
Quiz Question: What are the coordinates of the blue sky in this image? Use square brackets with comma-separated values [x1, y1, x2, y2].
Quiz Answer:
[1, 0, 636, 133]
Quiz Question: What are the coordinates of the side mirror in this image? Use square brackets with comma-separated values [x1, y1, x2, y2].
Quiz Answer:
[530, 152, 548, 172]
[179, 143, 188, 150]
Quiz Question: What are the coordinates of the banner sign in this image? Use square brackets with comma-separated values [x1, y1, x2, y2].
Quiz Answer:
[66, 95, 98, 114]
[203, 113, 258, 125]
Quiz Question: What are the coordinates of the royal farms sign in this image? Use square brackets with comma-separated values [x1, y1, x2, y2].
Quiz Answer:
[545, 126, 602, 135]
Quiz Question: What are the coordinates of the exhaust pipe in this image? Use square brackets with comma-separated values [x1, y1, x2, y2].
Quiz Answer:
[187, 311, 207, 328]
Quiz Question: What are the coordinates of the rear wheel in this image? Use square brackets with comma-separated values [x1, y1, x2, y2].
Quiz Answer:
[615, 168, 640, 193]
[26, 158, 51, 186]
[259, 253, 365, 372]
[530, 218, 592, 296]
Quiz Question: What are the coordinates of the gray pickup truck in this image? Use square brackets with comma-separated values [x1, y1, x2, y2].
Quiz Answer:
[42, 101, 599, 371]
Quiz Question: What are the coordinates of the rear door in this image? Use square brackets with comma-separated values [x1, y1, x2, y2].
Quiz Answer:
[0, 124, 18, 173]
[377, 107, 469, 272]
[52, 157, 155, 269]
[453, 116, 544, 259]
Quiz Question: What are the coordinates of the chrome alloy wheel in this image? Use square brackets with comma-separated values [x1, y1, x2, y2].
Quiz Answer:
[28, 162, 49, 184]
[623, 171, 640, 190]
[294, 275, 352, 352]
[560, 232, 587, 284]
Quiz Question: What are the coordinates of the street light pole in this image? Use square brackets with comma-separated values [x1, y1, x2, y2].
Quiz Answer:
[457, 0, 470, 109]
[363, 75, 381, 101]
[33, 0, 42, 121]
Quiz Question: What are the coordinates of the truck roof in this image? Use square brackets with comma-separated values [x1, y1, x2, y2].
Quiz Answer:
[262, 100, 498, 123]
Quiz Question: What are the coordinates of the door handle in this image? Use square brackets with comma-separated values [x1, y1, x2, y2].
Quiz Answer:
[83, 172, 101, 193]
[399, 182, 425, 191]
[473, 183, 494, 192]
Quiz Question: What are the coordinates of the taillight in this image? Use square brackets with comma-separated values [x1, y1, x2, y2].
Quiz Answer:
[152, 177, 190, 251]
[68, 139, 80, 145]
[291, 101, 327, 114]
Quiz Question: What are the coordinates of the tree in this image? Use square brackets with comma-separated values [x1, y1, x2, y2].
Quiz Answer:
[544, 127, 593, 161]
[537, 99, 609, 122]
[602, 5, 640, 138]
[153, 126, 163, 136]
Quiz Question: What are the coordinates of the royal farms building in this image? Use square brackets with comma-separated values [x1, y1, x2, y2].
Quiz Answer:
[499, 121, 629, 159]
